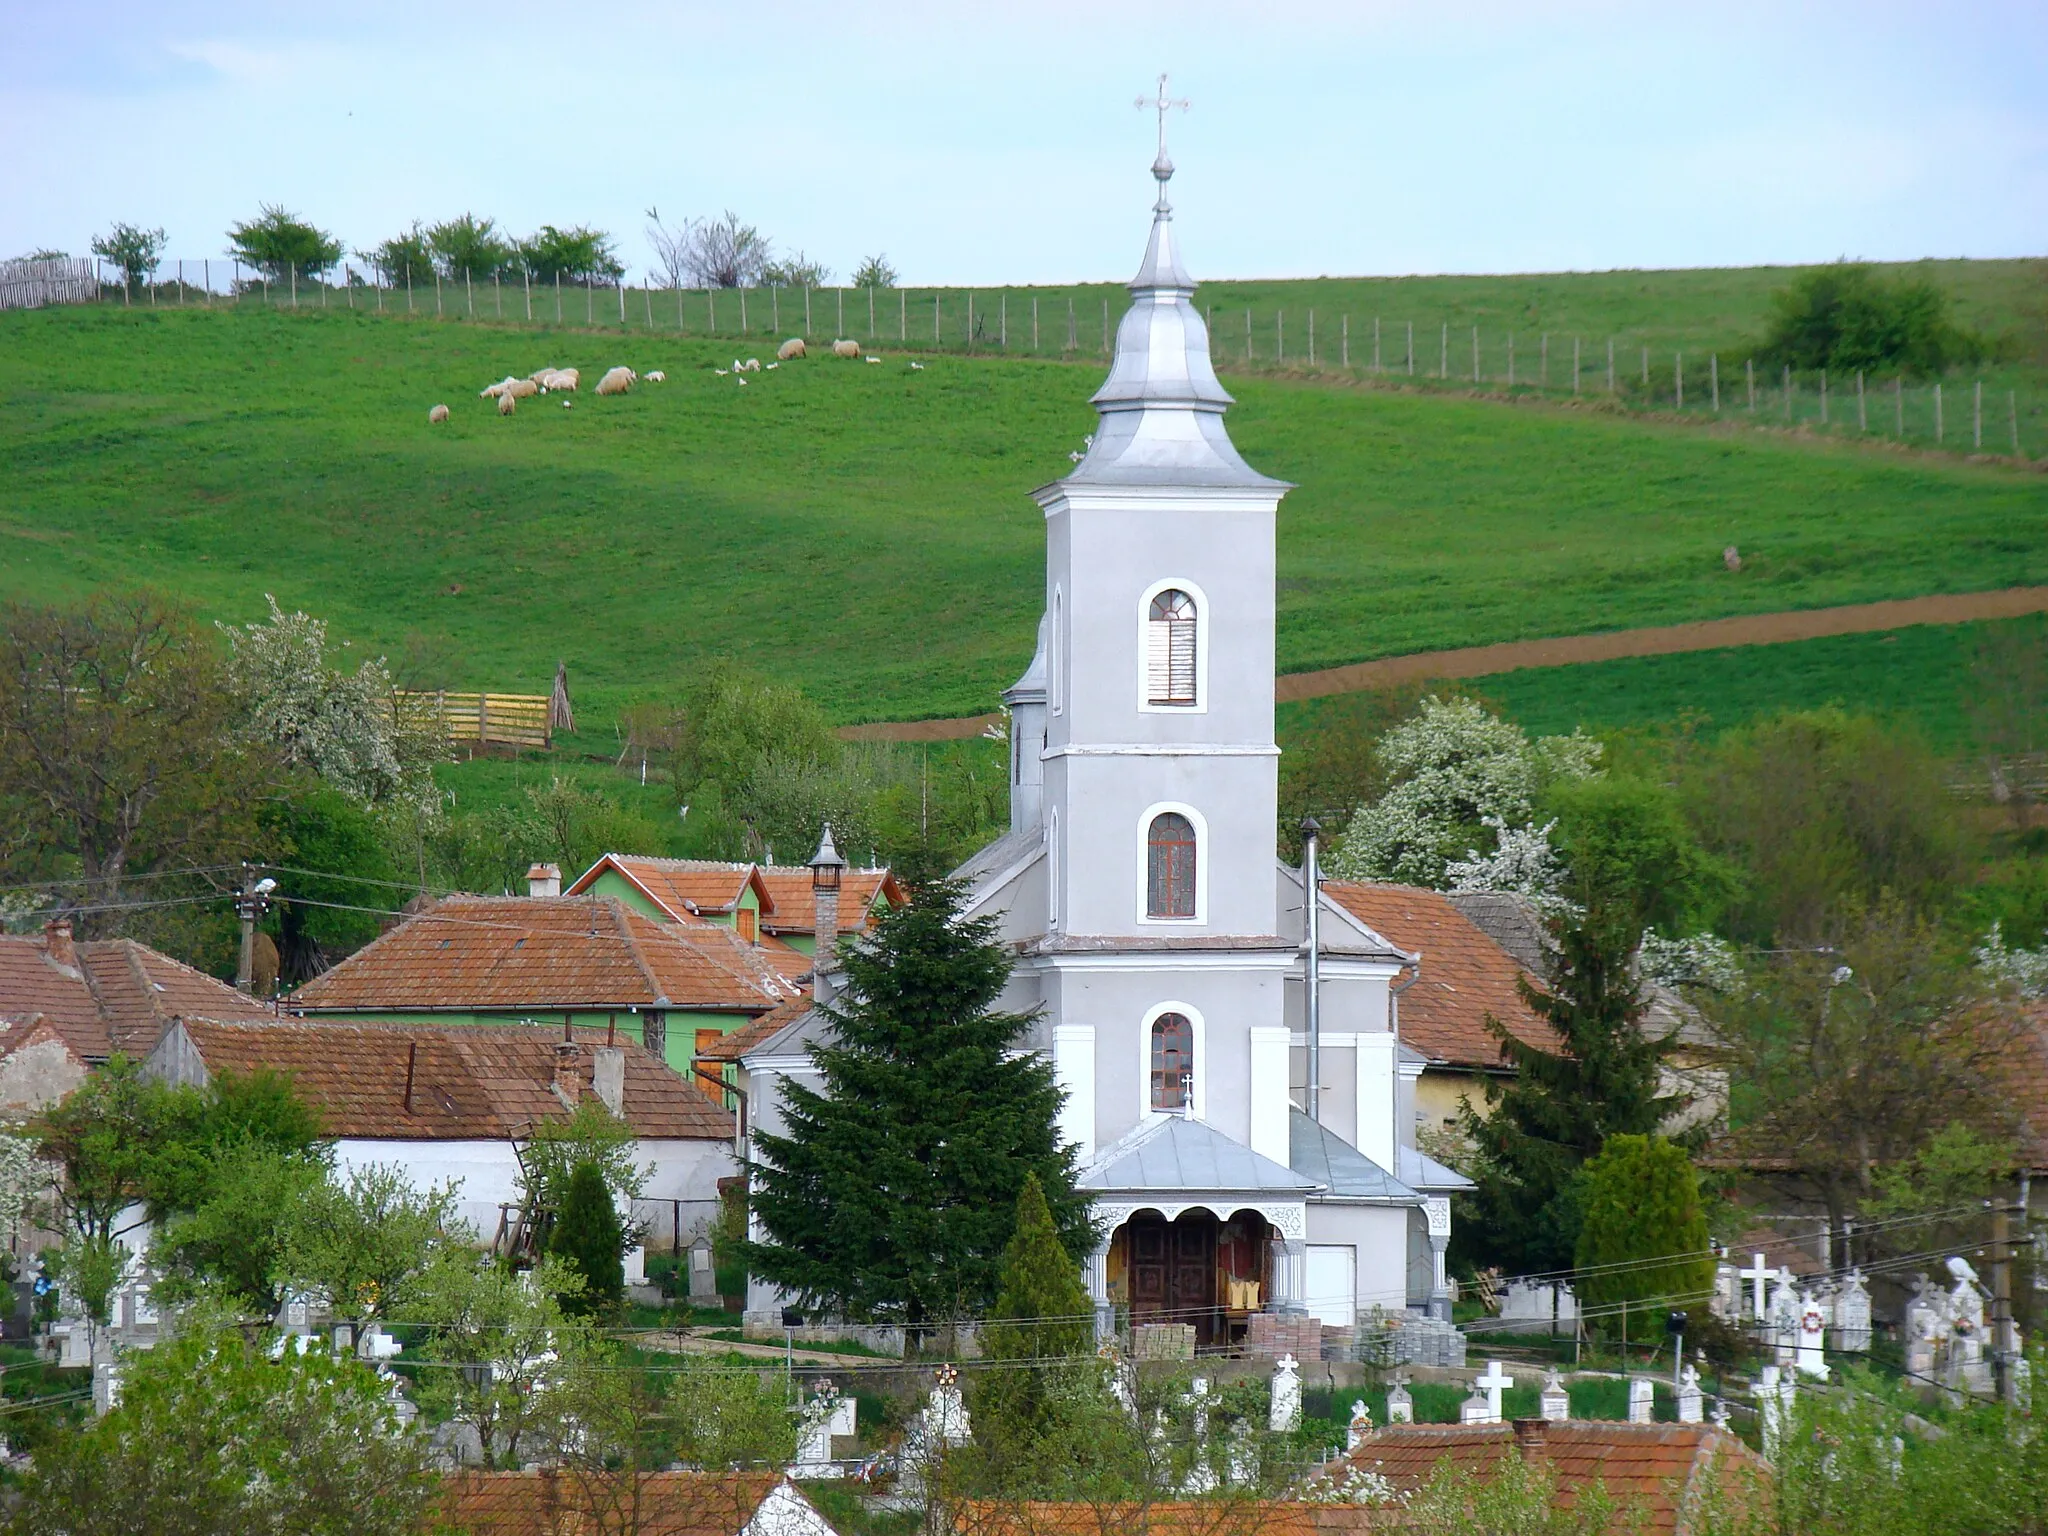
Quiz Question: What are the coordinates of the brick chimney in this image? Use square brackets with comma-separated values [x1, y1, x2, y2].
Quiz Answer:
[41, 918, 77, 972]
[551, 1036, 581, 1109]
[1511, 1419, 1549, 1457]
[527, 863, 562, 898]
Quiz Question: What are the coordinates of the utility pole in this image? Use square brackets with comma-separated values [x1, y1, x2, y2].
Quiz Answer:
[233, 864, 276, 993]
[1991, 1191, 2019, 1404]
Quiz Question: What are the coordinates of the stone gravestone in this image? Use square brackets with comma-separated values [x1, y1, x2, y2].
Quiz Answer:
[687, 1234, 718, 1304]
[1710, 1263, 1742, 1324]
[1676, 1364, 1704, 1424]
[792, 1384, 855, 1479]
[1944, 1258, 1993, 1397]
[1768, 1270, 1803, 1366]
[1540, 1370, 1570, 1423]
[1904, 1275, 1947, 1380]
[1381, 1379, 1412, 1428]
[1268, 1355, 1300, 1433]
[1497, 1279, 1574, 1334]
[1794, 1292, 1829, 1380]
[924, 1363, 971, 1448]
[1757, 1364, 1796, 1459]
[1627, 1377, 1654, 1424]
[1830, 1269, 1872, 1353]
[1458, 1382, 1494, 1425]
[1474, 1360, 1514, 1423]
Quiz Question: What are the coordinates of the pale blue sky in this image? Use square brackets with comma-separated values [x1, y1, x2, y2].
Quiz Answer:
[6, 1, 2043, 284]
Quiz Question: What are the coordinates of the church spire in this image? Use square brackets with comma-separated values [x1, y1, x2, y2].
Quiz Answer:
[1064, 80, 1283, 491]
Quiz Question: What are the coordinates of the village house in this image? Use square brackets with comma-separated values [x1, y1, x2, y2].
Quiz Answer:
[439, 1468, 841, 1535]
[0, 918, 275, 1113]
[565, 853, 905, 969]
[285, 885, 797, 1088]
[143, 1017, 738, 1254]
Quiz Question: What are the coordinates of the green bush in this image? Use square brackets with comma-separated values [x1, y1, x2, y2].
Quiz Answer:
[227, 204, 343, 282]
[519, 225, 623, 284]
[1574, 1134, 1714, 1345]
[1759, 263, 1985, 376]
[549, 1160, 625, 1314]
[427, 213, 515, 279]
[362, 225, 432, 287]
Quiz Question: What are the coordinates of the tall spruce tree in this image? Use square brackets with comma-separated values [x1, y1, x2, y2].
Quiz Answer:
[969, 1174, 1095, 1445]
[550, 1161, 625, 1315]
[1456, 905, 1678, 1275]
[742, 877, 1093, 1341]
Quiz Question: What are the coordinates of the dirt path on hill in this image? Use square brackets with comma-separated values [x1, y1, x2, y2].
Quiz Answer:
[840, 585, 2048, 743]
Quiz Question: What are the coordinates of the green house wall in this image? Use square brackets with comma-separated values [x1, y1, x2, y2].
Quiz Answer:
[294, 1006, 756, 1078]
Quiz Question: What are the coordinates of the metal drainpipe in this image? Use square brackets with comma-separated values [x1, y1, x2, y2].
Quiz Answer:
[1301, 818, 1322, 1122]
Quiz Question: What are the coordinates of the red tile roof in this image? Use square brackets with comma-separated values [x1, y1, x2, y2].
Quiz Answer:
[0, 924, 272, 1062]
[1340, 1421, 1769, 1536]
[439, 1469, 787, 1536]
[953, 1506, 1390, 1534]
[1324, 884, 1558, 1069]
[163, 1019, 734, 1141]
[287, 895, 794, 1015]
[754, 866, 905, 937]
[1997, 1003, 2048, 1172]
[565, 855, 775, 922]
[695, 994, 813, 1064]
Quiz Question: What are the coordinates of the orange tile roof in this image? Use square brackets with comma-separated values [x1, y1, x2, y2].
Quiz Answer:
[168, 1019, 734, 1141]
[695, 994, 813, 1063]
[1997, 1003, 2048, 1172]
[952, 1503, 1389, 1534]
[754, 866, 905, 937]
[287, 895, 794, 1015]
[440, 1469, 784, 1535]
[565, 855, 775, 922]
[0, 925, 273, 1062]
[1340, 1422, 1769, 1536]
[1323, 884, 1559, 1069]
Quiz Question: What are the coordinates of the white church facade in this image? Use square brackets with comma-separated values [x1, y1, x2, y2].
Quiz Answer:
[743, 135, 1469, 1348]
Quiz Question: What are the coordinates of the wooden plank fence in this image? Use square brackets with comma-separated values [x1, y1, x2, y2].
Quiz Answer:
[1944, 753, 2048, 803]
[396, 691, 552, 750]
[0, 258, 99, 311]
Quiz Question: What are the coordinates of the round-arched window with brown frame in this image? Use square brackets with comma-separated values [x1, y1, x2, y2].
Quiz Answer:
[1150, 1011, 1193, 1111]
[1147, 811, 1197, 919]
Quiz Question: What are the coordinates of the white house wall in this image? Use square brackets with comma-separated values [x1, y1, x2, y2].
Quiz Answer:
[1304, 1202, 1413, 1321]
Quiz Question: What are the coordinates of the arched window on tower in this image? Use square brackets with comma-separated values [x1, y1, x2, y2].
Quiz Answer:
[1146, 812, 1197, 919]
[1150, 1012, 1194, 1111]
[1146, 588, 1198, 706]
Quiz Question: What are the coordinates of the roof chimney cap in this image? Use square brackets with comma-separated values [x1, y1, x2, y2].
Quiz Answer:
[526, 863, 562, 898]
[1511, 1418, 1549, 1456]
[41, 918, 77, 972]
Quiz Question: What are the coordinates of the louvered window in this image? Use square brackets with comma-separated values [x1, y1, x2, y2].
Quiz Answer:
[1151, 1012, 1193, 1111]
[1146, 589, 1198, 706]
[1147, 812, 1197, 919]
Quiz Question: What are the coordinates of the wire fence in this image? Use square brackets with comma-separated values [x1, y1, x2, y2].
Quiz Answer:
[47, 257, 2048, 459]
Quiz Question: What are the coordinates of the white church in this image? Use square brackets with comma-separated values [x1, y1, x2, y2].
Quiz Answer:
[743, 132, 1470, 1350]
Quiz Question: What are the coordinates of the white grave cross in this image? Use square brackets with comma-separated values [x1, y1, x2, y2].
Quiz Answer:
[1268, 1355, 1301, 1433]
[1741, 1253, 1773, 1321]
[1476, 1359, 1515, 1422]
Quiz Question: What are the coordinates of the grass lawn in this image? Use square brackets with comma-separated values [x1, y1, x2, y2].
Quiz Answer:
[2, 303, 2042, 729]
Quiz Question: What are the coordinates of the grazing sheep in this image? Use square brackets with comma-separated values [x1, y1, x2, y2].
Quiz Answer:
[549, 367, 580, 392]
[595, 366, 636, 397]
[480, 377, 517, 399]
[428, 404, 450, 424]
[742, 358, 761, 372]
[527, 368, 557, 383]
[831, 339, 861, 359]
[765, 362, 779, 370]
[497, 390, 516, 417]
[645, 370, 667, 383]
[864, 355, 882, 365]
[777, 337, 806, 361]
[506, 377, 539, 399]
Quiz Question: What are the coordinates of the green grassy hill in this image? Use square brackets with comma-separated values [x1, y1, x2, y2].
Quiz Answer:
[2, 300, 2043, 735]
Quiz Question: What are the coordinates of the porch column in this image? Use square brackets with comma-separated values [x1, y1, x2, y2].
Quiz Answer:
[1085, 1239, 1114, 1342]
[1268, 1238, 1307, 1315]
[1425, 1197, 1452, 1322]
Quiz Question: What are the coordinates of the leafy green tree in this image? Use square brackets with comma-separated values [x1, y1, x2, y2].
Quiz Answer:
[1572, 1134, 1714, 1344]
[760, 251, 832, 288]
[1543, 773, 1733, 935]
[744, 877, 1093, 1341]
[519, 224, 624, 284]
[550, 1160, 626, 1314]
[1679, 708, 1967, 945]
[427, 212, 515, 278]
[361, 224, 432, 286]
[278, 1162, 463, 1325]
[850, 254, 899, 288]
[257, 788, 402, 985]
[89, 221, 166, 294]
[665, 1350, 798, 1469]
[1759, 262, 1985, 376]
[405, 1250, 585, 1467]
[31, 1059, 178, 1250]
[153, 1141, 327, 1313]
[969, 1173, 1095, 1449]
[10, 1316, 434, 1536]
[1456, 906, 1680, 1275]
[0, 593, 277, 928]
[227, 204, 343, 281]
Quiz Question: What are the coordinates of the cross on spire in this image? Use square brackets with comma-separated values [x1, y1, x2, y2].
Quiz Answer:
[1136, 73, 1191, 199]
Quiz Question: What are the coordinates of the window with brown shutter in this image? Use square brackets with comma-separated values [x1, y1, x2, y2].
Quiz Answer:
[1146, 589, 1198, 706]
[737, 908, 757, 944]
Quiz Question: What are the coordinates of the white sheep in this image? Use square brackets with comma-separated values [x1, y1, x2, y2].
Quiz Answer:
[497, 390, 516, 417]
[831, 339, 861, 359]
[645, 370, 667, 383]
[428, 404, 450, 424]
[595, 366, 636, 396]
[777, 337, 806, 361]
[742, 358, 761, 372]
[864, 355, 881, 365]
[507, 377, 539, 399]
[480, 377, 517, 399]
